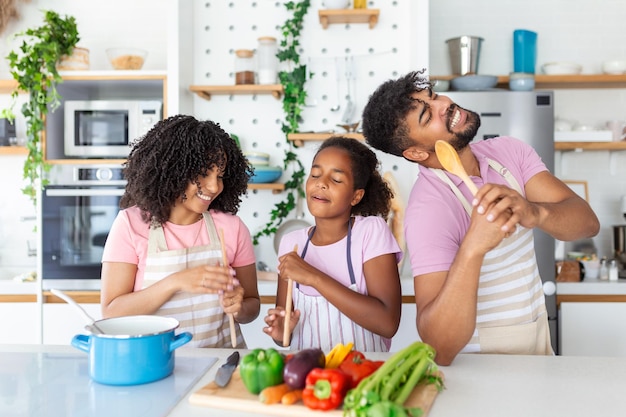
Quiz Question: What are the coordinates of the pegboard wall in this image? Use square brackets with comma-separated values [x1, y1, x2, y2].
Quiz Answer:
[191, 0, 427, 270]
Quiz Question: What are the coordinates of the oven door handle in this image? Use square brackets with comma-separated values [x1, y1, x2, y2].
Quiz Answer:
[45, 188, 125, 197]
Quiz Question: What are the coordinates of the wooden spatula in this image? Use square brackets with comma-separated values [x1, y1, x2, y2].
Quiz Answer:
[435, 140, 478, 196]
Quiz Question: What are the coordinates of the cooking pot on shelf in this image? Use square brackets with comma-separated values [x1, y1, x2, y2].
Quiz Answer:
[71, 315, 192, 386]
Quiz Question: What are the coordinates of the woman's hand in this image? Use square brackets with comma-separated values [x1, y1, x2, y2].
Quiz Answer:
[221, 283, 244, 317]
[177, 264, 235, 294]
[263, 306, 301, 347]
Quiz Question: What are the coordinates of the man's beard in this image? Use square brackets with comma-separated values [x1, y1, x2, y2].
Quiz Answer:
[448, 107, 481, 152]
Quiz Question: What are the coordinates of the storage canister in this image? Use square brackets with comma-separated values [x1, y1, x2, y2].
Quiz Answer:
[235, 49, 255, 85]
[256, 37, 278, 85]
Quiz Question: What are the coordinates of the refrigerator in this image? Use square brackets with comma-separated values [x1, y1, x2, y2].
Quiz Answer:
[443, 90, 558, 354]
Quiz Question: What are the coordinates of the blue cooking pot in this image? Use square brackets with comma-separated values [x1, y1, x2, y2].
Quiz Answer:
[71, 315, 192, 386]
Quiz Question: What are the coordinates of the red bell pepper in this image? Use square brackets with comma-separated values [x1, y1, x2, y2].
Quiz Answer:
[338, 351, 385, 389]
[302, 368, 349, 411]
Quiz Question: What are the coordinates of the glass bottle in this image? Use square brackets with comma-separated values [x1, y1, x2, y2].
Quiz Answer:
[234, 49, 255, 85]
[256, 37, 278, 85]
[609, 259, 619, 281]
[599, 257, 609, 280]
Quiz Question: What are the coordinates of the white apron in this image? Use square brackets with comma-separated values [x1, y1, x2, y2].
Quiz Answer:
[142, 212, 245, 348]
[432, 158, 553, 355]
[290, 220, 390, 352]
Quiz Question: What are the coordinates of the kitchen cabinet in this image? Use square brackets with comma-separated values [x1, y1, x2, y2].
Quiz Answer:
[42, 301, 101, 345]
[560, 301, 626, 357]
[318, 9, 380, 29]
[0, 301, 39, 344]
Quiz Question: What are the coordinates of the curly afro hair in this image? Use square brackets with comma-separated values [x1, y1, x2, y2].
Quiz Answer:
[361, 69, 431, 157]
[315, 136, 393, 220]
[120, 114, 253, 225]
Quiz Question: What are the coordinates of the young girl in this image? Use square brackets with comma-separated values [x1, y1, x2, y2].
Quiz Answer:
[263, 137, 402, 352]
[101, 115, 260, 348]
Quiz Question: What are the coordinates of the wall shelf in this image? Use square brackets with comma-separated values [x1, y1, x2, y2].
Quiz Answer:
[318, 9, 380, 29]
[430, 74, 626, 89]
[287, 132, 364, 146]
[555, 141, 626, 151]
[189, 84, 283, 100]
[0, 79, 18, 94]
[0, 146, 28, 156]
[248, 183, 284, 193]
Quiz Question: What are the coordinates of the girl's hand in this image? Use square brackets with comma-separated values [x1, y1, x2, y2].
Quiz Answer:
[277, 252, 320, 288]
[221, 282, 244, 316]
[263, 306, 301, 346]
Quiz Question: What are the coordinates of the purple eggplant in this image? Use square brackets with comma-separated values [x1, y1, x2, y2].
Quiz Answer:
[283, 348, 326, 389]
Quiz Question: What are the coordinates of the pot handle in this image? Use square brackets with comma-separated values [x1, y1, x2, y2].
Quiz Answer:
[71, 334, 91, 353]
[170, 331, 193, 352]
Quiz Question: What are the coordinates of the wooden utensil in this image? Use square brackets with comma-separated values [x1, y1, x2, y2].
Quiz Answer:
[219, 228, 237, 348]
[434, 140, 478, 195]
[283, 244, 298, 347]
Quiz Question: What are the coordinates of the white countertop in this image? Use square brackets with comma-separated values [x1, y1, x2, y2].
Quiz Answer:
[557, 278, 626, 295]
[3, 344, 625, 417]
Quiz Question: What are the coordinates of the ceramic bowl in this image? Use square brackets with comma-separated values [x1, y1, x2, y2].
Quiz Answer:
[602, 60, 626, 75]
[450, 75, 498, 91]
[249, 166, 282, 184]
[508, 72, 535, 91]
[541, 62, 582, 75]
[244, 151, 270, 166]
[106, 48, 148, 70]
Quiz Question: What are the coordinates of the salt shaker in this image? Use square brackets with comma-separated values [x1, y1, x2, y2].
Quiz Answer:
[599, 257, 609, 281]
[609, 259, 619, 281]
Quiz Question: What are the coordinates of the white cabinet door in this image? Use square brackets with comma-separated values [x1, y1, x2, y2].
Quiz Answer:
[239, 303, 288, 351]
[390, 303, 422, 352]
[0, 303, 39, 344]
[43, 303, 102, 345]
[560, 302, 626, 357]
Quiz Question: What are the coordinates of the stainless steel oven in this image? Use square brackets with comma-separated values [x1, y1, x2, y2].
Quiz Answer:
[41, 164, 125, 290]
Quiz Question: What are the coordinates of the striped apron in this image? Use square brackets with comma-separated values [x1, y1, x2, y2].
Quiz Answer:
[432, 159, 553, 355]
[290, 220, 390, 352]
[143, 212, 245, 348]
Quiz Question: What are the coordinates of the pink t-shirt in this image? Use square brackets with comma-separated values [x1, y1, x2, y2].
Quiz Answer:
[405, 136, 548, 277]
[278, 216, 402, 296]
[102, 206, 256, 289]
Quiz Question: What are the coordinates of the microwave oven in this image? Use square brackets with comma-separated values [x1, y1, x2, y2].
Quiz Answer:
[64, 100, 162, 158]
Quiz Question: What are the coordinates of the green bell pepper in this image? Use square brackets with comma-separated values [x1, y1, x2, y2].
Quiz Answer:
[239, 348, 285, 394]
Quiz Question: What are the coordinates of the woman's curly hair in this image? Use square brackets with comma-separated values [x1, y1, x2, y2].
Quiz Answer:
[316, 136, 393, 220]
[361, 69, 431, 157]
[120, 115, 253, 225]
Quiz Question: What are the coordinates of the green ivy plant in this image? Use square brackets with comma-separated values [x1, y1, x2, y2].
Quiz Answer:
[252, 0, 311, 245]
[2, 10, 80, 206]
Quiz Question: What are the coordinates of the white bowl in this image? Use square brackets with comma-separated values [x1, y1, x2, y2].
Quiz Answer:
[541, 62, 582, 75]
[602, 60, 626, 75]
[508, 72, 535, 91]
[244, 151, 270, 166]
[106, 48, 148, 70]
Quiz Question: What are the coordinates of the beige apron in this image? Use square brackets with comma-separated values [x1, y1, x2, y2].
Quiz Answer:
[291, 221, 390, 352]
[432, 158, 553, 355]
[143, 212, 245, 348]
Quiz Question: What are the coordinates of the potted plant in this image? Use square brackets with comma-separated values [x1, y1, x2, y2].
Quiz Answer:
[252, 0, 311, 245]
[1, 10, 79, 206]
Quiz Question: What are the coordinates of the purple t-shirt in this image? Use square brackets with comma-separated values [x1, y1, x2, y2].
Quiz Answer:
[405, 136, 548, 277]
[278, 216, 402, 296]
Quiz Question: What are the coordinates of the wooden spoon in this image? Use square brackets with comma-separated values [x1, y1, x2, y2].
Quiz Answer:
[435, 140, 478, 196]
[283, 244, 298, 347]
[219, 228, 238, 348]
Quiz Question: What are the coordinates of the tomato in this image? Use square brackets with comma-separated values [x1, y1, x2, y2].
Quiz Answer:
[338, 351, 383, 388]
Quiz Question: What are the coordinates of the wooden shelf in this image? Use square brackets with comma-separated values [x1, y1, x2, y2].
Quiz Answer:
[430, 74, 626, 89]
[0, 146, 28, 156]
[248, 183, 284, 193]
[0, 79, 18, 94]
[288, 132, 364, 146]
[189, 84, 283, 100]
[555, 141, 626, 151]
[318, 9, 380, 29]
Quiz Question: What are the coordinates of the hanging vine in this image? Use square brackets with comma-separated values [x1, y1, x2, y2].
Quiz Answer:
[252, 0, 311, 245]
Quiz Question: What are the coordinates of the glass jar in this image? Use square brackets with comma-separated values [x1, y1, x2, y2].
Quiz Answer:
[256, 37, 278, 85]
[234, 49, 255, 85]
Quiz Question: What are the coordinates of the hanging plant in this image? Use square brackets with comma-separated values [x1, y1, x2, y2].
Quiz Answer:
[1, 10, 80, 206]
[252, 0, 311, 245]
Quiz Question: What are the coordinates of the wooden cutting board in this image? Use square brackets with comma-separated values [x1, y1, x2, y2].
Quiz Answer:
[189, 369, 442, 416]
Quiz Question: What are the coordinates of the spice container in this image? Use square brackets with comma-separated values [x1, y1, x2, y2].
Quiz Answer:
[609, 259, 619, 281]
[234, 49, 255, 85]
[256, 37, 278, 85]
[599, 257, 609, 281]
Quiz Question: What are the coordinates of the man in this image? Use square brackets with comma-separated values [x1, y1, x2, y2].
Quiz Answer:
[362, 70, 600, 365]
